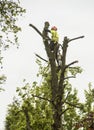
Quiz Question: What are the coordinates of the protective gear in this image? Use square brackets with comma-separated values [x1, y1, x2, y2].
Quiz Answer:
[51, 26, 57, 31]
[50, 29, 59, 43]
[50, 26, 59, 51]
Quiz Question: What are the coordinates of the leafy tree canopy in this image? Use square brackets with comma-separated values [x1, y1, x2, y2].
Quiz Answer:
[0, 0, 25, 89]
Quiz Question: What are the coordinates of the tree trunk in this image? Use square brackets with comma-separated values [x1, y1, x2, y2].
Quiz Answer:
[42, 24, 69, 130]
[51, 37, 68, 130]
[29, 22, 84, 130]
[24, 109, 32, 130]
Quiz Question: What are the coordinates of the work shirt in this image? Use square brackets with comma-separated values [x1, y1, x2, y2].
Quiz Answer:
[51, 30, 59, 43]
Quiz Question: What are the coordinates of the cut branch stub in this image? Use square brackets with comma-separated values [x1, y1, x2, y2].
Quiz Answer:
[68, 35, 85, 43]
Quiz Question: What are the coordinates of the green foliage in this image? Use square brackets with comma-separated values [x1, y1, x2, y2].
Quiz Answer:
[0, 0, 25, 90]
[0, 0, 25, 39]
[5, 61, 85, 130]
[0, 74, 6, 84]
[5, 97, 26, 130]
[0, 0, 26, 64]
[6, 80, 53, 130]
[68, 66, 83, 77]
[0, 74, 6, 91]
[6, 81, 83, 130]
[63, 85, 82, 130]
[84, 83, 94, 112]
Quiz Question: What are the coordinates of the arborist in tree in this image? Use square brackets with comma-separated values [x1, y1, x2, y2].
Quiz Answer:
[43, 22, 59, 53]
[50, 26, 59, 51]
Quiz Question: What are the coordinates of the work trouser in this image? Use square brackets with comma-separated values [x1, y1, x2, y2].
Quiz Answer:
[50, 41, 58, 51]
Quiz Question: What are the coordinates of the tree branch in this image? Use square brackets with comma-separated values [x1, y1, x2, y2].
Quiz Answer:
[65, 101, 82, 109]
[29, 23, 51, 41]
[35, 53, 48, 62]
[69, 66, 80, 69]
[61, 107, 73, 115]
[68, 36, 84, 43]
[32, 94, 53, 103]
[64, 76, 76, 80]
[65, 60, 78, 70]
[29, 23, 44, 38]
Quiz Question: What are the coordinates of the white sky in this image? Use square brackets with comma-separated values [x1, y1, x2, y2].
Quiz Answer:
[0, 0, 94, 129]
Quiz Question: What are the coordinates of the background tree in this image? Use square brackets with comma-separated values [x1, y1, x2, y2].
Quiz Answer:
[84, 83, 94, 113]
[5, 59, 84, 130]
[5, 97, 26, 130]
[0, 0, 25, 89]
[75, 84, 94, 130]
[5, 79, 53, 130]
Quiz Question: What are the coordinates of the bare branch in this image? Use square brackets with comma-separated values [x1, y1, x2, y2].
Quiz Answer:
[29, 23, 44, 38]
[65, 60, 78, 70]
[35, 53, 48, 62]
[69, 66, 79, 69]
[64, 76, 76, 80]
[61, 107, 72, 115]
[32, 94, 52, 103]
[68, 36, 85, 43]
[29, 23, 51, 41]
[65, 101, 82, 109]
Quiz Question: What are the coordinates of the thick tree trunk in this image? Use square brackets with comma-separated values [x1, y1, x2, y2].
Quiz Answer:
[42, 24, 69, 130]
[51, 37, 68, 130]
[24, 109, 32, 130]
[52, 97, 63, 130]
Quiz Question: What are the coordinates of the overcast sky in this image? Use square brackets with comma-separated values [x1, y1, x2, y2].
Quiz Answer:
[0, 0, 94, 129]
